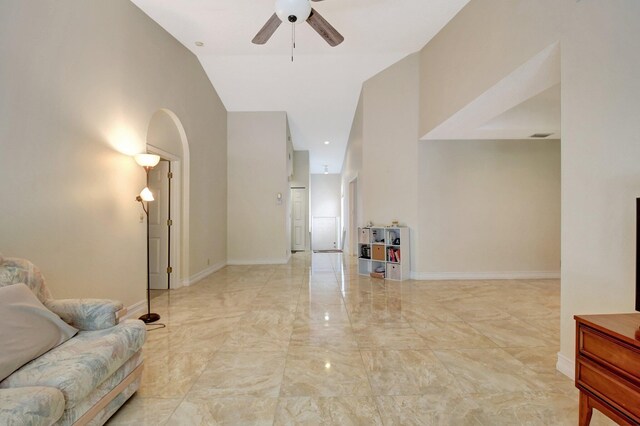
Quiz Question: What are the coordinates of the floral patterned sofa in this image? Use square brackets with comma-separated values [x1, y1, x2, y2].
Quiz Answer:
[0, 256, 146, 425]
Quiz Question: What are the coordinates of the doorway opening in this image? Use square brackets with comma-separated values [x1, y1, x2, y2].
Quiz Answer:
[146, 109, 190, 289]
[310, 173, 342, 251]
[291, 187, 307, 252]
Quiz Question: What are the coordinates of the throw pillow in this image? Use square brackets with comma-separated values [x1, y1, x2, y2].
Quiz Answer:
[0, 283, 78, 382]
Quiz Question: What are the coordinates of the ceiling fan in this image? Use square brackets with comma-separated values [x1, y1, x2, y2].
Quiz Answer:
[252, 0, 344, 48]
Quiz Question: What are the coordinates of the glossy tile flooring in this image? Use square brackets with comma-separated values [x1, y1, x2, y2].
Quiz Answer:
[107, 253, 614, 425]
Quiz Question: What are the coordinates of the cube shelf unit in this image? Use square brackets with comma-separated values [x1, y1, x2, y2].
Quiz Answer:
[357, 226, 410, 281]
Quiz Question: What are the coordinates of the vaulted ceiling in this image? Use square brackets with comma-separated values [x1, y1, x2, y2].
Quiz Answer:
[131, 0, 470, 173]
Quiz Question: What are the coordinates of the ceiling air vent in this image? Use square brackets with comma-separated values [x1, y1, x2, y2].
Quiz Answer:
[530, 133, 554, 138]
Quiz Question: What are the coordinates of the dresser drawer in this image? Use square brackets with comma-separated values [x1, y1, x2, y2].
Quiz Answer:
[579, 325, 640, 383]
[577, 359, 640, 420]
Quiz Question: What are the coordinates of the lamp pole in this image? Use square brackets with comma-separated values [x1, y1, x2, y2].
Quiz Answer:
[138, 166, 160, 324]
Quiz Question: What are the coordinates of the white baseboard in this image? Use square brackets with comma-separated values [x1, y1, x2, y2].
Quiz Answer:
[556, 352, 575, 380]
[121, 300, 146, 321]
[410, 271, 561, 280]
[227, 257, 291, 266]
[181, 261, 226, 287]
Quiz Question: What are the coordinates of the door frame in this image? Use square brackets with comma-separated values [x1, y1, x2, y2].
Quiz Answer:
[147, 144, 182, 289]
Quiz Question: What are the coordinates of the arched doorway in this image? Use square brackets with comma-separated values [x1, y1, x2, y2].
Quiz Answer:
[145, 109, 190, 289]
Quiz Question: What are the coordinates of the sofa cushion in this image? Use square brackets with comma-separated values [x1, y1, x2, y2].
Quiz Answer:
[0, 386, 65, 426]
[0, 283, 78, 381]
[0, 257, 52, 303]
[0, 320, 146, 409]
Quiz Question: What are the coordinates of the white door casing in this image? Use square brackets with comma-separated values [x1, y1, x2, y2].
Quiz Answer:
[148, 161, 170, 290]
[291, 188, 307, 251]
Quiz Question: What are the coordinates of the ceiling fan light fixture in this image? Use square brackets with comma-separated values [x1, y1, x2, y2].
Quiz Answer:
[252, 0, 343, 48]
[275, 0, 311, 24]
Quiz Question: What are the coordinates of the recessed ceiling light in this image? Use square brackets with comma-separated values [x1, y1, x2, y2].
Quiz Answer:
[324, 141, 330, 145]
[195, 41, 204, 47]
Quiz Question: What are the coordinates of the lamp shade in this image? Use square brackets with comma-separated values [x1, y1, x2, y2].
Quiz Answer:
[139, 187, 154, 202]
[134, 154, 161, 168]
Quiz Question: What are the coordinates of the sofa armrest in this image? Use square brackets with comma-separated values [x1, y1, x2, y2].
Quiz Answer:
[0, 387, 65, 426]
[44, 298, 124, 331]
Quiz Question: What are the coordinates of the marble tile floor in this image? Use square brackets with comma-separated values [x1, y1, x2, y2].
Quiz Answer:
[107, 252, 615, 425]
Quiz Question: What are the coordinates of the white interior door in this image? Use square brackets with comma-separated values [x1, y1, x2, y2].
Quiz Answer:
[291, 188, 307, 251]
[148, 161, 169, 290]
[312, 217, 337, 250]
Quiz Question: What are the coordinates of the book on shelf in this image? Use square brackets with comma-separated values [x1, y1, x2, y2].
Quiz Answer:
[387, 248, 401, 263]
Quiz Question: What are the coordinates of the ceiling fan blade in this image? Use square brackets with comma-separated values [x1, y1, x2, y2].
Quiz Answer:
[252, 13, 282, 45]
[307, 8, 344, 47]
[311, 0, 325, 2]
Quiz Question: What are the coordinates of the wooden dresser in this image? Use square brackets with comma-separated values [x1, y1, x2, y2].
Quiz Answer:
[575, 314, 640, 425]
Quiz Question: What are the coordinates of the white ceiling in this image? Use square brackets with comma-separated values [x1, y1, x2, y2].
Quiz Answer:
[130, 0, 470, 173]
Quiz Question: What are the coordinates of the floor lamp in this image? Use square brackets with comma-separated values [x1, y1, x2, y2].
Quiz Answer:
[135, 153, 161, 324]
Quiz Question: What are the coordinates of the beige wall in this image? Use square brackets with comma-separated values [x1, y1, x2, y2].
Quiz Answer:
[311, 174, 342, 219]
[0, 0, 227, 307]
[291, 151, 310, 189]
[285, 123, 293, 256]
[560, 0, 640, 366]
[286, 126, 294, 181]
[418, 139, 561, 276]
[341, 54, 420, 264]
[343, 49, 560, 277]
[419, 0, 640, 369]
[342, 51, 422, 258]
[419, 1, 567, 137]
[361, 53, 420, 270]
[227, 112, 290, 264]
[341, 91, 364, 256]
[147, 110, 183, 158]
